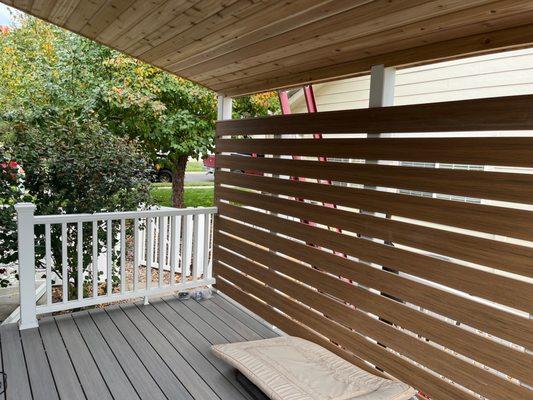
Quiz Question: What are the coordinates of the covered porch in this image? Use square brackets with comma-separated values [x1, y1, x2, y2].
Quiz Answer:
[1, 1, 532, 400]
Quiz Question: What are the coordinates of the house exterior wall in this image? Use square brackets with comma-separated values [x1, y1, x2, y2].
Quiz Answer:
[289, 48, 533, 112]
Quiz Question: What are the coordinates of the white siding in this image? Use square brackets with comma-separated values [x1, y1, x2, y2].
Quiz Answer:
[289, 48, 533, 112]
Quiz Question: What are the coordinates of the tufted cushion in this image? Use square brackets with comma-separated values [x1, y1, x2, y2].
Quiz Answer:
[212, 336, 417, 400]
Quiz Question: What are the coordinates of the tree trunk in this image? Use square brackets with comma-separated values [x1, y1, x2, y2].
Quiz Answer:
[171, 155, 188, 208]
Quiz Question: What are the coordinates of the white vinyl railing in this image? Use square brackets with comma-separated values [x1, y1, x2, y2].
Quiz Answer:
[15, 203, 217, 330]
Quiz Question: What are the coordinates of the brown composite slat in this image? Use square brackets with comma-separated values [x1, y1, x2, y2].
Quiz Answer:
[217, 137, 533, 168]
[214, 260, 530, 400]
[217, 170, 533, 244]
[214, 232, 532, 385]
[214, 276, 479, 400]
[216, 94, 533, 136]
[214, 202, 532, 312]
[216, 154, 533, 205]
[216, 185, 533, 277]
[215, 211, 532, 349]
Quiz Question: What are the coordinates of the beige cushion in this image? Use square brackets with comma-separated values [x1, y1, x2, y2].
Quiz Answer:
[211, 336, 417, 400]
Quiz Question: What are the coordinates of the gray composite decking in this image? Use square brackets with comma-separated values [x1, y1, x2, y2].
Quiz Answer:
[0, 293, 280, 400]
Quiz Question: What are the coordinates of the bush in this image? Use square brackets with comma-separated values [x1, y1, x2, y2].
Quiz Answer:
[0, 109, 153, 294]
[0, 145, 32, 286]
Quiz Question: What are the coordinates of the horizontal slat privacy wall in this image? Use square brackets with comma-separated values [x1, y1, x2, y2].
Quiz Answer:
[213, 95, 533, 400]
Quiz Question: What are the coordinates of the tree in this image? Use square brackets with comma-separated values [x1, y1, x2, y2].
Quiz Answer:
[0, 15, 280, 208]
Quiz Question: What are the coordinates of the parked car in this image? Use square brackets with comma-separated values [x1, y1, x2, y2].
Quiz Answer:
[154, 163, 173, 182]
[202, 155, 216, 174]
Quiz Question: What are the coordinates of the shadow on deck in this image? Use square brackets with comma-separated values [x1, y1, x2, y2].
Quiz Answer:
[0, 293, 279, 400]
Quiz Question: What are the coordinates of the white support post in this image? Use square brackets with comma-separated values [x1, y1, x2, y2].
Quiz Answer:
[217, 94, 233, 120]
[369, 64, 396, 108]
[15, 203, 38, 330]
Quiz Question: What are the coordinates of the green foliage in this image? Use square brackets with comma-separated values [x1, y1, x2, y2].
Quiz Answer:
[0, 145, 33, 286]
[0, 15, 280, 207]
[0, 109, 153, 293]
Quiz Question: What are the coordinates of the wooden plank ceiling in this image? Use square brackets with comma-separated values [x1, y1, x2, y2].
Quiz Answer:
[4, 0, 533, 96]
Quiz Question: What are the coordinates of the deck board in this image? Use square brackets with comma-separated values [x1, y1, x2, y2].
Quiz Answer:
[39, 318, 86, 400]
[152, 298, 253, 399]
[55, 314, 114, 400]
[0, 293, 279, 400]
[88, 308, 167, 400]
[72, 311, 140, 400]
[105, 304, 194, 400]
[20, 328, 58, 400]
[1, 323, 32, 400]
[211, 294, 279, 339]
[199, 298, 265, 341]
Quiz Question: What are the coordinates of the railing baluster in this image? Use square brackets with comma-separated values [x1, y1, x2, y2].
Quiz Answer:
[45, 223, 52, 305]
[158, 216, 165, 287]
[77, 221, 83, 301]
[106, 219, 112, 296]
[120, 218, 126, 294]
[191, 214, 199, 281]
[165, 217, 171, 267]
[203, 214, 211, 280]
[180, 215, 189, 284]
[133, 218, 139, 292]
[169, 216, 179, 286]
[146, 217, 153, 290]
[138, 219, 146, 266]
[92, 221, 98, 298]
[61, 222, 68, 303]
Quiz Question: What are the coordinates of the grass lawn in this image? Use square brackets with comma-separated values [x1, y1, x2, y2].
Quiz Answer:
[151, 186, 214, 207]
[152, 180, 213, 188]
[186, 160, 204, 172]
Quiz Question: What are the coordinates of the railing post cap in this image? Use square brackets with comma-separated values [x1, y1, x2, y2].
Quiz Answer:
[14, 203, 36, 212]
